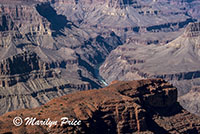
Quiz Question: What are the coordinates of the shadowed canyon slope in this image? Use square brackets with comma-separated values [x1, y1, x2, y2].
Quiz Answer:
[0, 79, 200, 134]
[100, 22, 200, 115]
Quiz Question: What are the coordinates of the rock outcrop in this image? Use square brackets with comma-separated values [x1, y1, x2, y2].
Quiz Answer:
[184, 22, 200, 37]
[0, 79, 200, 134]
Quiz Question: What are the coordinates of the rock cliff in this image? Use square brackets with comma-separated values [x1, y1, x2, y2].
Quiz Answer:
[0, 79, 200, 134]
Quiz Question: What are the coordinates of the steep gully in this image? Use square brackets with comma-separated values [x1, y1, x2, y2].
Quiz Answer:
[35, 2, 113, 87]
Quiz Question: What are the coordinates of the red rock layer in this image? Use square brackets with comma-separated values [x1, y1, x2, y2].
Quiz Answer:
[0, 79, 200, 134]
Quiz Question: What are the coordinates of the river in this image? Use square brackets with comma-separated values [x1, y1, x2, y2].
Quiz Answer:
[94, 63, 109, 87]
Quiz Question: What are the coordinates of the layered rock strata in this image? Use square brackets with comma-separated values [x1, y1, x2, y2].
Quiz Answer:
[0, 0, 123, 115]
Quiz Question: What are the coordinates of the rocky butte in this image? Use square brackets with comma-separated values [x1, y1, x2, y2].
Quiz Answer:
[0, 79, 200, 134]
